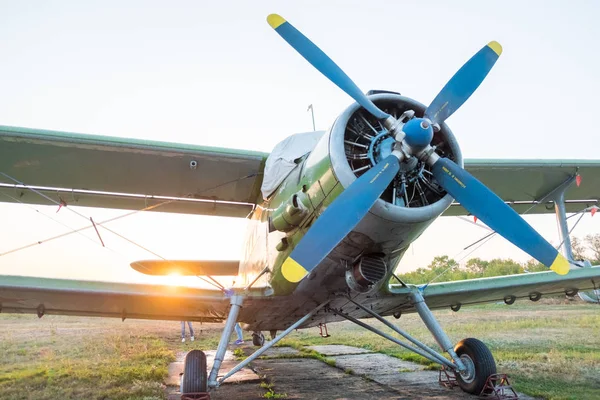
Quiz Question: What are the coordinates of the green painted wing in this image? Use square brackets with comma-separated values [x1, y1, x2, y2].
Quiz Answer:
[0, 125, 268, 217]
[380, 266, 600, 314]
[444, 159, 600, 215]
[0, 275, 231, 322]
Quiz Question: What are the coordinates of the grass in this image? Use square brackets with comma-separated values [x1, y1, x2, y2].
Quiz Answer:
[0, 323, 173, 399]
[0, 299, 598, 399]
[260, 382, 288, 399]
[263, 388, 288, 399]
[232, 348, 246, 360]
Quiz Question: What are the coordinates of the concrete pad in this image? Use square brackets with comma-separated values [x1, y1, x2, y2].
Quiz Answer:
[167, 345, 538, 400]
[260, 346, 301, 357]
[252, 358, 403, 399]
[333, 352, 425, 374]
[306, 344, 374, 356]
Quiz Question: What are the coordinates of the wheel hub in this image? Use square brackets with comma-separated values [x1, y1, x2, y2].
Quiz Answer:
[458, 354, 476, 383]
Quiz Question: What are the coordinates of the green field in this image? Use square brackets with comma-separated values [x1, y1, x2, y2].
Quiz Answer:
[0, 300, 598, 400]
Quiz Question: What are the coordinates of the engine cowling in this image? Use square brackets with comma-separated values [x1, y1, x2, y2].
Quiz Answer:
[329, 93, 463, 224]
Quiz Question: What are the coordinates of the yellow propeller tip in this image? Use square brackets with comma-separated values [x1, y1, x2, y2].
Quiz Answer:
[550, 254, 570, 275]
[281, 257, 308, 283]
[487, 41, 503, 56]
[267, 14, 286, 29]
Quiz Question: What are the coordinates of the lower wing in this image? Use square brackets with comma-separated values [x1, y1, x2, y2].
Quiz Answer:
[0, 275, 231, 322]
[377, 266, 600, 314]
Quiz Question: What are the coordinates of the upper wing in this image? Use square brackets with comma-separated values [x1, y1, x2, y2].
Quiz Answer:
[373, 266, 600, 316]
[443, 159, 600, 215]
[0, 275, 232, 322]
[0, 125, 268, 217]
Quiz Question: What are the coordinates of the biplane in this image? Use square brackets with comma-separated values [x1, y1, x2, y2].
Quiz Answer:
[1, 14, 599, 396]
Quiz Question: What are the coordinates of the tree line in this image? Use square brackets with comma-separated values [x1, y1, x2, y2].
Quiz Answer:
[394, 234, 600, 285]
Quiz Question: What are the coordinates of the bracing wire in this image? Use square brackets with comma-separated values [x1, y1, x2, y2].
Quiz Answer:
[0, 171, 258, 290]
[422, 196, 595, 288]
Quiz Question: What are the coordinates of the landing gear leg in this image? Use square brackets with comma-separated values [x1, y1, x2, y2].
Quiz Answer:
[411, 292, 497, 393]
[207, 294, 244, 388]
[410, 292, 466, 369]
[215, 300, 330, 387]
[341, 293, 497, 395]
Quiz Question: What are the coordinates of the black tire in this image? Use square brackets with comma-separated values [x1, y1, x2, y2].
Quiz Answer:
[182, 350, 207, 394]
[454, 338, 496, 395]
[252, 332, 265, 347]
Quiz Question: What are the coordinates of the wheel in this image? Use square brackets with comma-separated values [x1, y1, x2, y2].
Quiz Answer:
[252, 331, 265, 347]
[182, 349, 207, 394]
[454, 338, 496, 395]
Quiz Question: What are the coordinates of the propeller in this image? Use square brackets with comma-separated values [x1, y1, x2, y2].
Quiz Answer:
[266, 14, 390, 121]
[425, 41, 503, 125]
[268, 14, 569, 283]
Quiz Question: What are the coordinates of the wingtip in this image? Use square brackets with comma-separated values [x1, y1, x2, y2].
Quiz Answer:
[487, 41, 503, 56]
[267, 13, 286, 29]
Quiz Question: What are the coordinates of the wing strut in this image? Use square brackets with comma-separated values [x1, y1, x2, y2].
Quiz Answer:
[546, 172, 600, 303]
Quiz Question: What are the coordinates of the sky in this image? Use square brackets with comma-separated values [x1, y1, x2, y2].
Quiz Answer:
[0, 0, 599, 286]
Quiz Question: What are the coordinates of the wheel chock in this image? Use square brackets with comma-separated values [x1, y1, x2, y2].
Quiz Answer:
[479, 374, 518, 399]
[438, 366, 459, 388]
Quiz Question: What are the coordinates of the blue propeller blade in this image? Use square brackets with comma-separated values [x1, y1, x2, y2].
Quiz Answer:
[431, 157, 569, 275]
[267, 14, 390, 121]
[280, 156, 400, 283]
[426, 42, 502, 125]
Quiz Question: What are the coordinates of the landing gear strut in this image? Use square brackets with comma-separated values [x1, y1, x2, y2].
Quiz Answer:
[185, 290, 497, 396]
[209, 299, 331, 388]
[334, 292, 497, 395]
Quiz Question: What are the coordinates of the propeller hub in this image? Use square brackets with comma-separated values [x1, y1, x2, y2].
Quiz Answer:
[402, 118, 434, 153]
